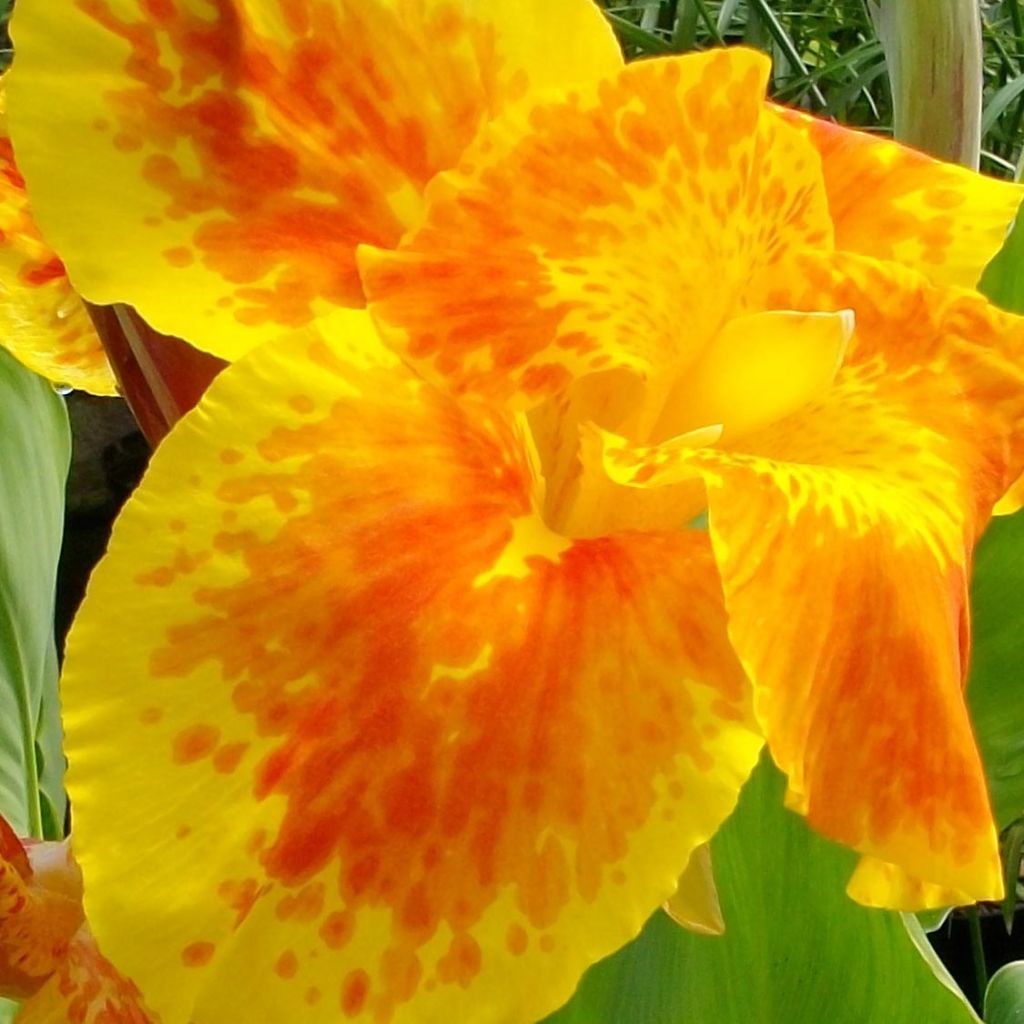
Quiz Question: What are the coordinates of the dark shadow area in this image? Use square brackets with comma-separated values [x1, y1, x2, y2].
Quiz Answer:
[56, 393, 149, 646]
[929, 905, 1024, 1010]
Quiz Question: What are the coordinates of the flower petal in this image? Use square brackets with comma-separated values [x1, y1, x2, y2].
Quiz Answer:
[598, 254, 1024, 907]
[662, 844, 724, 936]
[361, 49, 833, 407]
[652, 308, 852, 441]
[771, 105, 1023, 290]
[8, 0, 620, 362]
[0, 89, 113, 395]
[0, 829, 83, 1000]
[61, 312, 763, 1023]
[846, 856, 975, 910]
[993, 472, 1024, 515]
[15, 932, 155, 1024]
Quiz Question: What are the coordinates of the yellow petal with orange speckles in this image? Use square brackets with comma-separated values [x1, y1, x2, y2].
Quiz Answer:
[598, 252, 1024, 908]
[15, 932, 156, 1024]
[0, 821, 155, 1023]
[7, 0, 621, 363]
[60, 311, 763, 1023]
[771, 104, 1023, 290]
[361, 49, 833, 407]
[0, 823, 83, 1000]
[0, 87, 113, 395]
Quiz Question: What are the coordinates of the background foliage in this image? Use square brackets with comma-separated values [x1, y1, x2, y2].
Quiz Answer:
[597, 1, 1024, 177]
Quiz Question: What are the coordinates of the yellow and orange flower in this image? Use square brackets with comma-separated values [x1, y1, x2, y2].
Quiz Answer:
[5, 1, 1024, 1023]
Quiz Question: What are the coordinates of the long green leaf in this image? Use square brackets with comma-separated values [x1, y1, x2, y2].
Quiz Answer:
[541, 758, 978, 1023]
[0, 348, 69, 840]
[966, 509, 1024, 828]
[977, 199, 1024, 312]
[983, 74, 1024, 136]
[964, 203, 1024, 828]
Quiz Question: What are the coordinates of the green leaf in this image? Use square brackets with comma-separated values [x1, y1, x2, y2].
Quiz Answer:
[977, 199, 1024, 315]
[983, 75, 1024, 136]
[966, 201, 1024, 829]
[984, 962, 1024, 1023]
[966, 509, 1024, 829]
[541, 757, 978, 1024]
[0, 348, 70, 840]
[1001, 822, 1024, 933]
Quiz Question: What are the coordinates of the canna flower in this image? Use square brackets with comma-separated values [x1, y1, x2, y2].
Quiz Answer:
[0, 82, 114, 395]
[6, 1, 1024, 1022]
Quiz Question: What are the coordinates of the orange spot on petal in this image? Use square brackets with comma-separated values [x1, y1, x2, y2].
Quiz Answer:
[505, 924, 528, 955]
[181, 941, 214, 967]
[340, 968, 370, 1017]
[435, 933, 482, 987]
[288, 394, 316, 414]
[275, 949, 298, 979]
[212, 741, 248, 774]
[163, 245, 194, 267]
[319, 910, 354, 950]
[171, 723, 220, 764]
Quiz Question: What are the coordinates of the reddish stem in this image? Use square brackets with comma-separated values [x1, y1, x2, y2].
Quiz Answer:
[86, 303, 226, 446]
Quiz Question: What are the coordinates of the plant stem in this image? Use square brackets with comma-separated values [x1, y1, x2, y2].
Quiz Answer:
[870, 0, 983, 168]
[966, 904, 989, 1007]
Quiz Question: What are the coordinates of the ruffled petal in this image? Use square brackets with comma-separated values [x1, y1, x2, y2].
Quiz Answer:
[0, 821, 83, 1001]
[15, 933, 155, 1024]
[597, 254, 1024, 907]
[61, 312, 763, 1023]
[0, 820, 155, 1023]
[0, 88, 113, 395]
[8, 0, 621, 362]
[772, 104, 1023, 290]
[361, 49, 833, 407]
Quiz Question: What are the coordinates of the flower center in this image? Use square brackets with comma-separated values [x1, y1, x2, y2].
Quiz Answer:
[533, 308, 854, 538]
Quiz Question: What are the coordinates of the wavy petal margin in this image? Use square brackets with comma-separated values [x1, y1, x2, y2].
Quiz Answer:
[772, 105, 1023, 291]
[7, 0, 621, 362]
[361, 48, 832, 406]
[0, 88, 113, 395]
[598, 254, 1024, 908]
[60, 312, 763, 1023]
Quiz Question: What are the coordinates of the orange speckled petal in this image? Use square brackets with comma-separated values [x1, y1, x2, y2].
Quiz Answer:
[0, 88, 113, 395]
[771, 104, 1023, 289]
[0, 832, 83, 1000]
[361, 49, 833, 406]
[15, 932, 155, 1024]
[60, 311, 763, 1023]
[598, 254, 1024, 907]
[7, 0, 621, 362]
